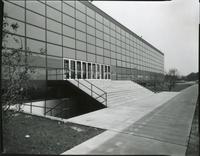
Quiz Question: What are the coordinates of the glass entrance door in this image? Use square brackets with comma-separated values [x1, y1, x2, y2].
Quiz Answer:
[77, 61, 81, 79]
[70, 60, 75, 79]
[64, 59, 69, 79]
[82, 62, 86, 79]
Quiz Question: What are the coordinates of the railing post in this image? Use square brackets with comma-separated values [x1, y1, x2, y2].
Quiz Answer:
[91, 85, 93, 97]
[106, 93, 107, 107]
[78, 79, 79, 88]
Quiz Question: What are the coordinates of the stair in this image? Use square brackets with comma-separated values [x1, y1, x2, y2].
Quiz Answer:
[67, 79, 155, 108]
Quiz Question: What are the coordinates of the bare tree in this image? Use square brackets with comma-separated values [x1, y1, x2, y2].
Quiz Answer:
[2, 13, 35, 117]
[165, 68, 179, 91]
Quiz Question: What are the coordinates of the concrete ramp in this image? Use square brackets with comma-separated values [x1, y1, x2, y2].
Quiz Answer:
[68, 79, 154, 107]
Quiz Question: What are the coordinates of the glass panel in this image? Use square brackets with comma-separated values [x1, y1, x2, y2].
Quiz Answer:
[47, 6, 61, 22]
[26, 11, 45, 28]
[76, 30, 86, 42]
[96, 30, 103, 39]
[87, 44, 95, 54]
[76, 20, 86, 31]
[76, 41, 86, 51]
[47, 56, 62, 68]
[105, 66, 107, 79]
[4, 2, 25, 21]
[88, 63, 91, 79]
[96, 47, 103, 56]
[64, 59, 69, 79]
[87, 35, 95, 45]
[27, 24, 45, 41]
[70, 60, 75, 79]
[82, 62, 86, 79]
[27, 39, 45, 53]
[87, 7, 95, 18]
[47, 43, 62, 56]
[63, 47, 75, 59]
[47, 31, 62, 45]
[87, 25, 95, 35]
[63, 37, 75, 48]
[26, 1, 45, 15]
[96, 38, 103, 47]
[76, 50, 86, 61]
[86, 16, 95, 27]
[92, 64, 96, 79]
[63, 14, 75, 27]
[47, 19, 61, 33]
[108, 66, 111, 79]
[64, 1, 75, 8]
[63, 3, 75, 17]
[5, 18, 25, 36]
[47, 1, 61, 10]
[96, 21, 103, 31]
[101, 65, 104, 79]
[97, 64, 100, 79]
[76, 10, 86, 22]
[77, 61, 81, 79]
[76, 1, 86, 13]
[63, 25, 75, 38]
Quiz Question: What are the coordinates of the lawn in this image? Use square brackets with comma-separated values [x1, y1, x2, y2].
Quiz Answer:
[186, 97, 199, 156]
[3, 111, 105, 154]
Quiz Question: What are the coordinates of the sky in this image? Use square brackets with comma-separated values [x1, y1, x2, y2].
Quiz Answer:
[93, 0, 199, 76]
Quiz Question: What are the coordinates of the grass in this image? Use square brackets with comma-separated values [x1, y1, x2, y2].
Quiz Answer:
[186, 98, 199, 156]
[3, 111, 105, 154]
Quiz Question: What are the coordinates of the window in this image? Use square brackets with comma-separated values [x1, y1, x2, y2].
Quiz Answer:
[63, 25, 75, 38]
[63, 37, 75, 48]
[27, 25, 45, 41]
[47, 31, 62, 45]
[26, 10, 45, 28]
[63, 14, 75, 27]
[63, 3, 75, 17]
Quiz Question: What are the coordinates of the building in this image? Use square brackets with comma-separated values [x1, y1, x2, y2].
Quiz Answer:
[3, 0, 164, 83]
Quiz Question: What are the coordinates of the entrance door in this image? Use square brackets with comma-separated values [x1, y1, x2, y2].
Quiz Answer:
[105, 66, 108, 79]
[64, 59, 70, 79]
[92, 64, 96, 79]
[70, 60, 75, 79]
[82, 62, 86, 79]
[101, 65, 104, 79]
[88, 63, 91, 79]
[97, 64, 100, 79]
[77, 61, 81, 79]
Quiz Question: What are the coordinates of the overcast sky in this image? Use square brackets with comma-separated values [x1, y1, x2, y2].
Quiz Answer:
[93, 0, 199, 76]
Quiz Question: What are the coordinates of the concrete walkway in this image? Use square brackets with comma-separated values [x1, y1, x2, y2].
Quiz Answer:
[62, 84, 198, 155]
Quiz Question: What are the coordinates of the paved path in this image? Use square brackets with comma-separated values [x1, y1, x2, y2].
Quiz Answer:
[62, 84, 198, 155]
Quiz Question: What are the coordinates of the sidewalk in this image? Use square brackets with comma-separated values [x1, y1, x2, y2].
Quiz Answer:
[62, 84, 198, 155]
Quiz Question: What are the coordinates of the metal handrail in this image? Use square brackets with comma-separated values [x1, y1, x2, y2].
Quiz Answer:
[65, 70, 107, 107]
[44, 101, 63, 115]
